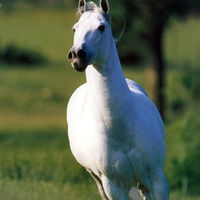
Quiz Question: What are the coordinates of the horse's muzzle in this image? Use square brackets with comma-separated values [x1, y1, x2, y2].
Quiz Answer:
[68, 48, 89, 72]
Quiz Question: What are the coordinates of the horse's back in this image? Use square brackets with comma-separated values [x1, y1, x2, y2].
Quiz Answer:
[126, 78, 164, 137]
[126, 78, 148, 97]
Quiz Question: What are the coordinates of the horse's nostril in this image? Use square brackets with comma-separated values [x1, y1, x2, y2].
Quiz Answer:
[68, 49, 87, 61]
[68, 51, 74, 61]
[77, 49, 87, 59]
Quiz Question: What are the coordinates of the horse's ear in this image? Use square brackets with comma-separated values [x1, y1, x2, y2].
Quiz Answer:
[100, 0, 109, 13]
[78, 0, 86, 14]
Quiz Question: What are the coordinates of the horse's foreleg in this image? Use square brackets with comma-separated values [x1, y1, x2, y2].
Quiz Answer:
[150, 170, 169, 200]
[87, 169, 109, 200]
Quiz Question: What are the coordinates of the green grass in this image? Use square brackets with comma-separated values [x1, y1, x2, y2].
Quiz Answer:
[0, 6, 200, 199]
[0, 180, 101, 200]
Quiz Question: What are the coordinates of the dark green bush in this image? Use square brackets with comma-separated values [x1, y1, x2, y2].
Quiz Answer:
[170, 98, 185, 113]
[181, 67, 200, 98]
[0, 44, 47, 66]
[169, 109, 200, 194]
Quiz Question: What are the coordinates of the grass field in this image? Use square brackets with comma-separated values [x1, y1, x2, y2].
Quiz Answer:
[0, 6, 200, 200]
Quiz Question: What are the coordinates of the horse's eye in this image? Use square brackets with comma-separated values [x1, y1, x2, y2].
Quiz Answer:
[98, 25, 105, 32]
[72, 27, 76, 32]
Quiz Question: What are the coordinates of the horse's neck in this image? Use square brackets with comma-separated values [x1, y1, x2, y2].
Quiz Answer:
[85, 40, 129, 120]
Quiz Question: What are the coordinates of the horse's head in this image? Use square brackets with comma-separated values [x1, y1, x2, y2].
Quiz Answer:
[68, 0, 112, 72]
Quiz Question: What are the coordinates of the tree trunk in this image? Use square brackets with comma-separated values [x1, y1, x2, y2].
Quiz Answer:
[147, 25, 165, 120]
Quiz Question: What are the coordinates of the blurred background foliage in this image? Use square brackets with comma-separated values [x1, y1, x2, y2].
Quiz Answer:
[0, 44, 47, 65]
[0, 0, 200, 199]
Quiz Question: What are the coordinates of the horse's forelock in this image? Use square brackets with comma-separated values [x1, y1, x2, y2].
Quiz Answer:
[77, 1, 110, 23]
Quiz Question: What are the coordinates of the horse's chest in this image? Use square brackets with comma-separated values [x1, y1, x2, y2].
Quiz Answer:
[70, 109, 132, 171]
[68, 90, 134, 172]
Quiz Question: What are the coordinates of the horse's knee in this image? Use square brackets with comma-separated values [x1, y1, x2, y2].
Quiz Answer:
[101, 175, 130, 200]
[138, 169, 169, 200]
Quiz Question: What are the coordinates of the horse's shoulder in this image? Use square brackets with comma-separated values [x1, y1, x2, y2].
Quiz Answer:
[68, 83, 87, 102]
[67, 83, 88, 121]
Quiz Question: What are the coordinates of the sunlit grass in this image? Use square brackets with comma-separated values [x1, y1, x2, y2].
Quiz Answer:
[0, 180, 101, 200]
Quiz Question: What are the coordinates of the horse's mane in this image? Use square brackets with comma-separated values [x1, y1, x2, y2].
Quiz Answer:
[77, 1, 110, 23]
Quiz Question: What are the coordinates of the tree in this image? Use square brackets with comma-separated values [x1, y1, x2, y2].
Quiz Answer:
[109, 0, 196, 119]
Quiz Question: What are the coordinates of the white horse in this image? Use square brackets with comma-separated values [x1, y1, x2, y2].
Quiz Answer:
[67, 0, 169, 199]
